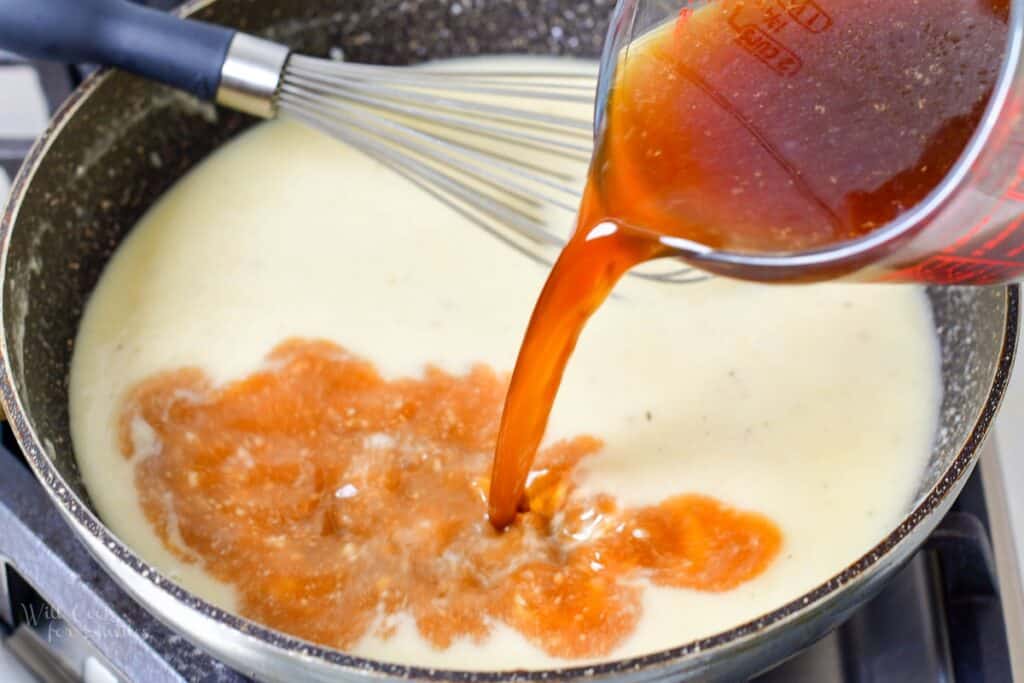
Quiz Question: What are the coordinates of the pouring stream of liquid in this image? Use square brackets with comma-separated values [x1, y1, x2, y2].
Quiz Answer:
[488, 0, 1005, 527]
[489, 192, 667, 527]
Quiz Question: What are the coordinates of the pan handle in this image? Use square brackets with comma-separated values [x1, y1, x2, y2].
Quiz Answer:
[0, 0, 235, 100]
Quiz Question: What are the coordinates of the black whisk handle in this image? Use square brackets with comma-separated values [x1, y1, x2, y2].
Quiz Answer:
[0, 0, 235, 100]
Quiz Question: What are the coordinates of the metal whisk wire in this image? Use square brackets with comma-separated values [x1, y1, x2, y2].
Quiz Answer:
[277, 56, 707, 284]
[0, 1, 707, 282]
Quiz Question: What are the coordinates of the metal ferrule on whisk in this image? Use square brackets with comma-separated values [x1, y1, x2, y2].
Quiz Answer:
[215, 33, 290, 119]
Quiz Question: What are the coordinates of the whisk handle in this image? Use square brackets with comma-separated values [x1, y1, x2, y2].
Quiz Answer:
[0, 0, 234, 100]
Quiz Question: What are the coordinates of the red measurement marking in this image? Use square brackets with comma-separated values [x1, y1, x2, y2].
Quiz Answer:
[1005, 238, 1024, 258]
[726, 0, 790, 35]
[975, 215, 1024, 256]
[943, 215, 991, 253]
[885, 254, 1024, 285]
[935, 253, 1024, 267]
[734, 24, 802, 76]
[777, 0, 833, 33]
[1001, 160, 1024, 258]
[726, 0, 743, 31]
[997, 151, 1024, 199]
[760, 4, 789, 33]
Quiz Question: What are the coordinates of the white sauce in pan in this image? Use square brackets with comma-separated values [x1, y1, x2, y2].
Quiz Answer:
[70, 57, 940, 670]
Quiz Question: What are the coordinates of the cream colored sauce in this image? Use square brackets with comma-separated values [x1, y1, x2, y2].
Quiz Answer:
[70, 56, 940, 671]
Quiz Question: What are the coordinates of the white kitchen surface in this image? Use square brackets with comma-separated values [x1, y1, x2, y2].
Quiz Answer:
[0, 645, 36, 683]
[1, 63, 49, 199]
[991, 363, 1024, 680]
[0, 66, 50, 136]
[994, 364, 1024, 589]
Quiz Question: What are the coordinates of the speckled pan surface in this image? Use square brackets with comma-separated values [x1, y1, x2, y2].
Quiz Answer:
[0, 0, 1018, 681]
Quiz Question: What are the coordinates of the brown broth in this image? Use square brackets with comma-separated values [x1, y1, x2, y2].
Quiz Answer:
[120, 339, 781, 657]
[488, 0, 1007, 527]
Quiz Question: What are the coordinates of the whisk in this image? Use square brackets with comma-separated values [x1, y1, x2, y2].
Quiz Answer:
[0, 0, 703, 283]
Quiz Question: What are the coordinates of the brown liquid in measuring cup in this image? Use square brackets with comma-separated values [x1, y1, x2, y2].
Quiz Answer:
[489, 0, 1008, 527]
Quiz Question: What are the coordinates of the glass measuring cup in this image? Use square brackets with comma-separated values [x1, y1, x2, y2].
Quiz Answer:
[594, 0, 1024, 284]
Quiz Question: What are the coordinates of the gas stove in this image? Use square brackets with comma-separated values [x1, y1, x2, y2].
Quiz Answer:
[0, 4, 1022, 681]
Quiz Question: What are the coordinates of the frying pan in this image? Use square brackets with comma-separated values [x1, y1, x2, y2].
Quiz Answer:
[0, 0, 1018, 680]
